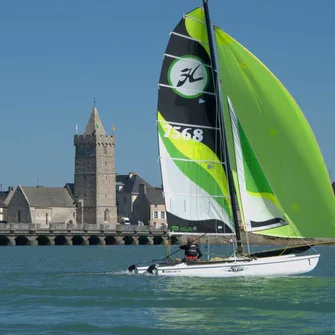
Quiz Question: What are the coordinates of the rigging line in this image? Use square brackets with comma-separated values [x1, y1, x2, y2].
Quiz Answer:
[280, 223, 318, 255]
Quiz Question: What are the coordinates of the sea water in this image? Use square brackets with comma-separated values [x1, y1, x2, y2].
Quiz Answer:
[0, 245, 334, 335]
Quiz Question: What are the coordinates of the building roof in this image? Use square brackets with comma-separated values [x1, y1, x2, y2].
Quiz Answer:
[21, 186, 75, 208]
[85, 106, 106, 136]
[116, 173, 153, 194]
[0, 187, 14, 205]
[0, 199, 6, 208]
[64, 183, 75, 198]
[0, 192, 7, 202]
[145, 189, 165, 205]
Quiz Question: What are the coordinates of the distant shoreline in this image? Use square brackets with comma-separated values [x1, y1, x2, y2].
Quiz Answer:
[177, 233, 335, 247]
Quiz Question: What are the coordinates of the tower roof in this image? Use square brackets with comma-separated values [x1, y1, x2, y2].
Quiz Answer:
[85, 107, 106, 135]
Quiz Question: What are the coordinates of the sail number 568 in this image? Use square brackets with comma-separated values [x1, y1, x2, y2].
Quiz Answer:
[163, 125, 203, 142]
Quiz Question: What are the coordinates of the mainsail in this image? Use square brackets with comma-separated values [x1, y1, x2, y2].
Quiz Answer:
[214, 27, 335, 238]
[157, 8, 234, 235]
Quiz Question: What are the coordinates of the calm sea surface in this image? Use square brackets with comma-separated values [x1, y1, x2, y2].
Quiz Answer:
[0, 244, 334, 335]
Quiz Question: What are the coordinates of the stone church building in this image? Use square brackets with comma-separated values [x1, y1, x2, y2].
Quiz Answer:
[73, 106, 117, 225]
[7, 185, 75, 225]
[7, 106, 117, 227]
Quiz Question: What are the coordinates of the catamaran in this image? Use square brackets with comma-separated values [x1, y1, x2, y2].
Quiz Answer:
[127, 0, 335, 277]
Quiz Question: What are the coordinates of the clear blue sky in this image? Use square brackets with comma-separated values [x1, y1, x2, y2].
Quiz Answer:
[1, 0, 334, 190]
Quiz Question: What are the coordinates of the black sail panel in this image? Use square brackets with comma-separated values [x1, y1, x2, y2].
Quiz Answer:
[157, 7, 234, 235]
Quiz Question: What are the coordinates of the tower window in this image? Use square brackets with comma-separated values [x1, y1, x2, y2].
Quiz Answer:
[104, 147, 107, 154]
[104, 209, 110, 222]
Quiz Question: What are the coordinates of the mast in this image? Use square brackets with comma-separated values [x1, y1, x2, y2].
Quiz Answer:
[203, 0, 244, 254]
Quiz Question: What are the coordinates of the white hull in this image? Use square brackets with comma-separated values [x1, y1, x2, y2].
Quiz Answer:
[132, 254, 320, 278]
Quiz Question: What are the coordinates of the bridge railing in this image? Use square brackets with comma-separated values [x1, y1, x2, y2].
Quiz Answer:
[0, 223, 168, 234]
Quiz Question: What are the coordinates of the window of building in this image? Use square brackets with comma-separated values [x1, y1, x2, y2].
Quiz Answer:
[154, 204, 157, 208]
[153, 211, 158, 219]
[84, 176, 86, 181]
[18, 211, 21, 223]
[104, 209, 110, 222]
[104, 146, 107, 154]
[73, 212, 76, 218]
[124, 196, 127, 203]
[46, 213, 49, 225]
[160, 211, 165, 219]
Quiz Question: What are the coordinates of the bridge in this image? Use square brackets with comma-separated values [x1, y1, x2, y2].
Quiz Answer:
[0, 223, 179, 246]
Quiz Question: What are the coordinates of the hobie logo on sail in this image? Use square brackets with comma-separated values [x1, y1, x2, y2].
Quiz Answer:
[168, 56, 209, 98]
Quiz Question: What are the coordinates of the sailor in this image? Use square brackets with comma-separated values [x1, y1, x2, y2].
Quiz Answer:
[179, 238, 203, 262]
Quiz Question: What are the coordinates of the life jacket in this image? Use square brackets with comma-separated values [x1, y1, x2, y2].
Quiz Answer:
[185, 244, 199, 258]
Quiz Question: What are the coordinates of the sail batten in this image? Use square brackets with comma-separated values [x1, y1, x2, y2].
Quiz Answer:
[159, 84, 216, 96]
[164, 53, 212, 68]
[160, 157, 225, 164]
[170, 32, 209, 45]
[183, 14, 205, 24]
[157, 120, 220, 130]
[164, 192, 229, 199]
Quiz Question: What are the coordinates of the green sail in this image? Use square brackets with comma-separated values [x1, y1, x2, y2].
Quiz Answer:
[155, 8, 234, 235]
[215, 26, 335, 238]
[227, 96, 288, 232]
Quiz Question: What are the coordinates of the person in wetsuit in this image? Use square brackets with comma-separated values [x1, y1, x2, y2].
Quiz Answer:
[179, 238, 203, 262]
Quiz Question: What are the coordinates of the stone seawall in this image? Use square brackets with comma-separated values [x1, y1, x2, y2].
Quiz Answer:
[180, 232, 335, 247]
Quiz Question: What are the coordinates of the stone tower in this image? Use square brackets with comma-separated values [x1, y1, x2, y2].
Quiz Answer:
[74, 106, 116, 226]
